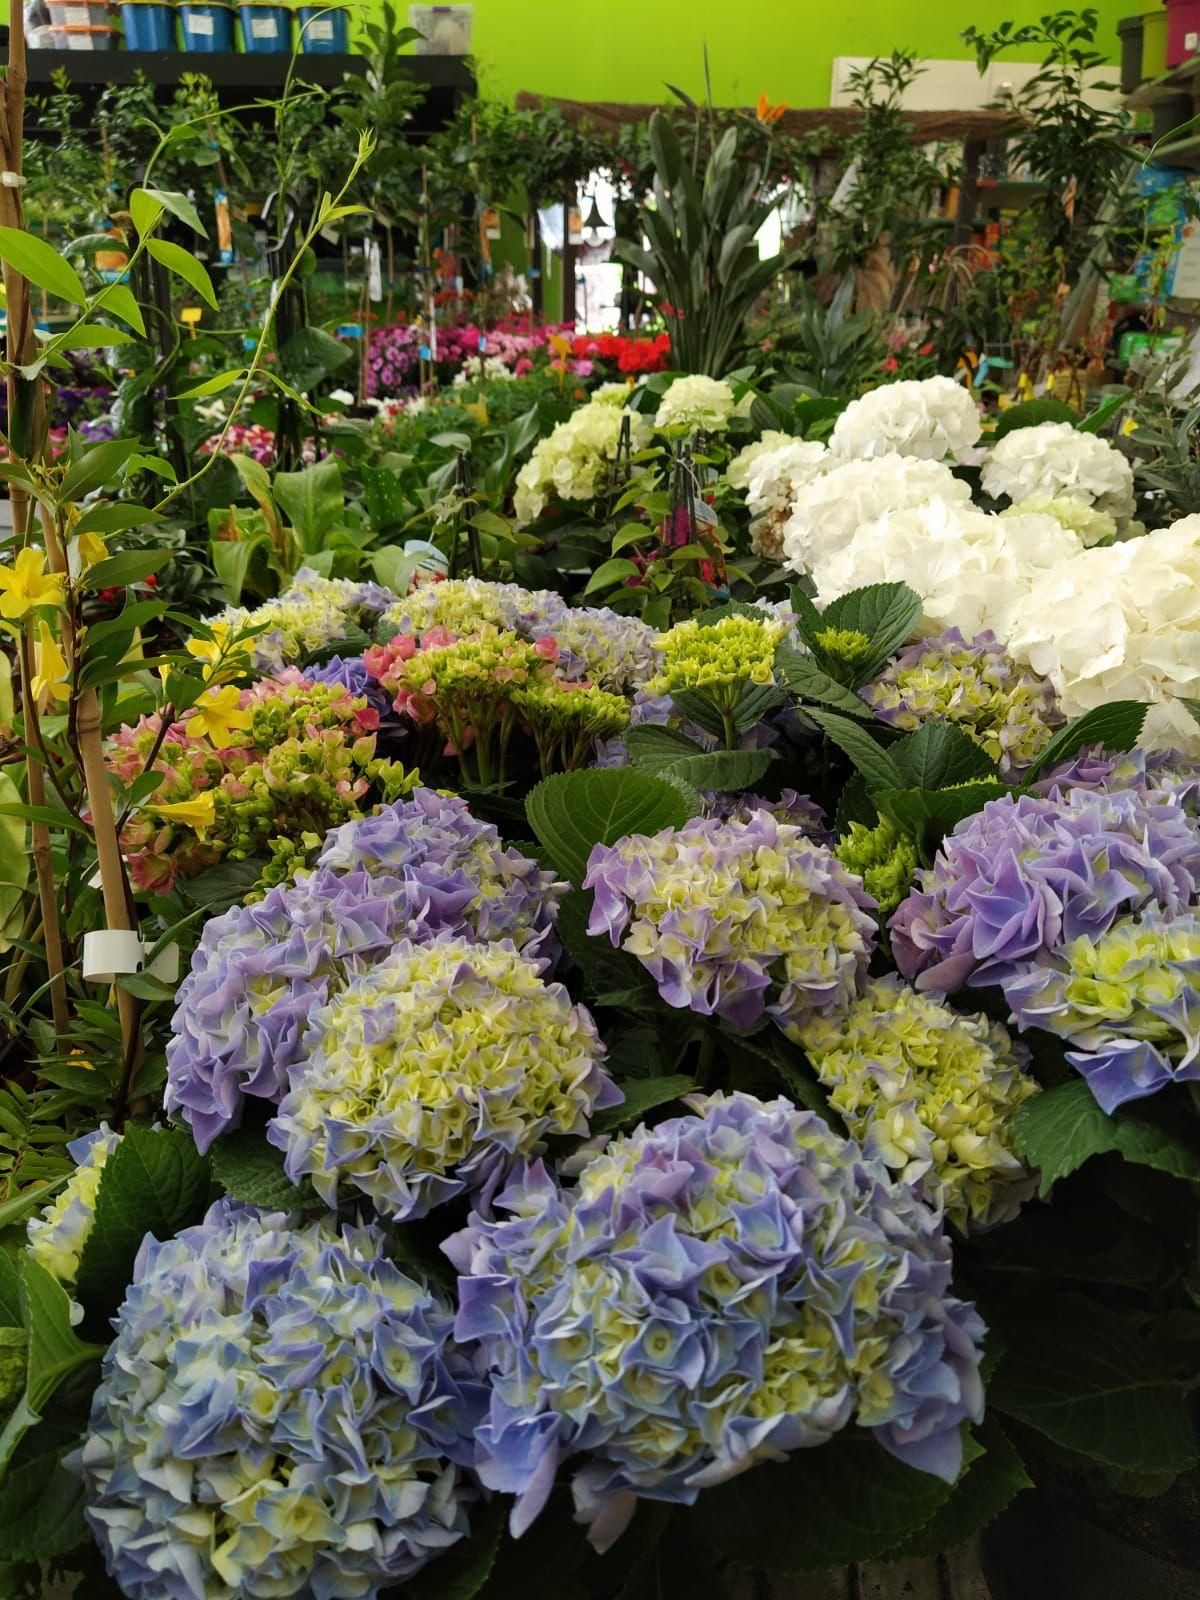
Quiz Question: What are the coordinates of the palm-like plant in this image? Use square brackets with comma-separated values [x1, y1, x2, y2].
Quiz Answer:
[614, 111, 792, 376]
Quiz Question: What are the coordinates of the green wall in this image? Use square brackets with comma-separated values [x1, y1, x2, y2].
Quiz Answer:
[462, 0, 1127, 107]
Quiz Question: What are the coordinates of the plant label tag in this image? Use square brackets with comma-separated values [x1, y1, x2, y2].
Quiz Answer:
[251, 15, 278, 34]
[310, 17, 333, 37]
[189, 14, 214, 34]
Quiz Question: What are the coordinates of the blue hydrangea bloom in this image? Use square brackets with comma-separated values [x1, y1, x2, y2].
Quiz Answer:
[80, 1200, 487, 1600]
[447, 1092, 985, 1550]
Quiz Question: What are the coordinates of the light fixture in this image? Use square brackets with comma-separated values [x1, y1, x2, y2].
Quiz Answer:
[583, 195, 606, 242]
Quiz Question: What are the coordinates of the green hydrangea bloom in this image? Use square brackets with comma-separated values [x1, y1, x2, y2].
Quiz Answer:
[648, 614, 786, 704]
[800, 976, 1039, 1230]
[836, 817, 918, 918]
[812, 627, 873, 670]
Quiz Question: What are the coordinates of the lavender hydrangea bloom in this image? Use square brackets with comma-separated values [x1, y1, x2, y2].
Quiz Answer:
[707, 787, 832, 841]
[81, 1201, 486, 1600]
[1033, 745, 1200, 815]
[446, 1092, 985, 1549]
[168, 790, 563, 1150]
[891, 787, 1200, 995]
[306, 652, 392, 714]
[585, 814, 876, 1037]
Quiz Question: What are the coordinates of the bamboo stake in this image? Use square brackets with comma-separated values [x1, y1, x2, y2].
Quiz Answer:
[16, 636, 68, 1037]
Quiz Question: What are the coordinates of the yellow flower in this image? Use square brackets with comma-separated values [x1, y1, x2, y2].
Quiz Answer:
[186, 621, 252, 683]
[0, 548, 66, 620]
[76, 533, 108, 570]
[31, 620, 70, 708]
[187, 683, 251, 747]
[148, 791, 216, 840]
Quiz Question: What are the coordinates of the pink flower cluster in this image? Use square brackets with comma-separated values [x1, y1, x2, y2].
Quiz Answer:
[199, 425, 322, 467]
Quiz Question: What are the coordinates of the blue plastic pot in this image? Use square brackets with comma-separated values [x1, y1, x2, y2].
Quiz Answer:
[120, 1, 175, 48]
[239, 2, 290, 50]
[297, 5, 347, 50]
[179, 2, 233, 48]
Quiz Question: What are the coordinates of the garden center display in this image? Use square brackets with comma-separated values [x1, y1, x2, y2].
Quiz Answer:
[3, 4, 1200, 1597]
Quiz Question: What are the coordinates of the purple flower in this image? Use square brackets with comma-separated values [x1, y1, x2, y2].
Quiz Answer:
[891, 787, 1200, 994]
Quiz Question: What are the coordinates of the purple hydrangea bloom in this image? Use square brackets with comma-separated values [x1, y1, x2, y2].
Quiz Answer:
[167, 790, 563, 1150]
[81, 1200, 487, 1600]
[1033, 745, 1200, 815]
[891, 787, 1200, 995]
[446, 1092, 985, 1549]
[707, 787, 832, 841]
[585, 813, 876, 1037]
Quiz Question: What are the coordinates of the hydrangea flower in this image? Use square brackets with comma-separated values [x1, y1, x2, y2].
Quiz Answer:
[272, 935, 618, 1221]
[782, 456, 974, 578]
[519, 600, 659, 695]
[807, 499, 1083, 641]
[647, 613, 786, 699]
[836, 816, 918, 917]
[1033, 746, 1200, 815]
[27, 1125, 121, 1292]
[709, 787, 830, 840]
[1004, 911, 1200, 1112]
[168, 790, 562, 1150]
[514, 398, 651, 524]
[861, 628, 1064, 778]
[511, 678, 632, 772]
[981, 422, 1134, 525]
[81, 1201, 486, 1600]
[214, 568, 396, 672]
[891, 787, 1200, 994]
[1003, 494, 1117, 548]
[585, 813, 876, 1037]
[799, 977, 1038, 1229]
[447, 1091, 986, 1548]
[654, 374, 739, 433]
[380, 577, 546, 640]
[726, 429, 795, 489]
[829, 377, 981, 463]
[744, 439, 830, 560]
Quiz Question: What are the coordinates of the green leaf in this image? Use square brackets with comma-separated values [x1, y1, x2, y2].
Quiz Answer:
[874, 782, 1010, 859]
[552, 890, 661, 1012]
[211, 536, 265, 605]
[991, 397, 1078, 439]
[140, 186, 207, 237]
[889, 722, 1000, 788]
[0, 1418, 86, 1561]
[591, 1075, 697, 1135]
[73, 503, 161, 537]
[821, 582, 923, 681]
[91, 282, 146, 337]
[209, 1124, 321, 1212]
[58, 437, 140, 501]
[526, 768, 693, 888]
[49, 324, 138, 353]
[0, 227, 86, 305]
[128, 187, 164, 237]
[273, 457, 344, 553]
[82, 550, 166, 591]
[2, 1259, 104, 1473]
[890, 1418, 1031, 1559]
[1013, 1079, 1200, 1196]
[278, 325, 354, 393]
[776, 645, 874, 717]
[625, 725, 708, 766]
[0, 1177, 69, 1235]
[146, 238, 218, 312]
[583, 557, 641, 596]
[990, 1293, 1198, 1475]
[630, 743, 774, 793]
[688, 1429, 953, 1570]
[0, 772, 29, 937]
[806, 708, 905, 790]
[611, 523, 650, 554]
[1077, 389, 1130, 435]
[74, 1127, 210, 1325]
[1019, 702, 1148, 787]
[0, 1253, 20, 1328]
[176, 368, 244, 400]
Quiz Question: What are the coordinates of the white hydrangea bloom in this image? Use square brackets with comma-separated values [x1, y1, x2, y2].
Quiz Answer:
[592, 381, 635, 406]
[513, 398, 651, 524]
[981, 421, 1134, 524]
[727, 430, 795, 490]
[654, 374, 738, 433]
[745, 440, 830, 560]
[1002, 494, 1118, 548]
[1006, 517, 1200, 754]
[452, 355, 513, 385]
[829, 376, 981, 463]
[782, 454, 973, 577]
[810, 498, 1083, 641]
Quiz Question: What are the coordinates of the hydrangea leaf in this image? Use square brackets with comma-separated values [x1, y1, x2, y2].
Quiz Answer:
[631, 746, 774, 793]
[0, 1417, 86, 1562]
[776, 644, 875, 717]
[1019, 701, 1147, 788]
[74, 1127, 211, 1324]
[626, 725, 708, 765]
[209, 1122, 322, 1212]
[1013, 1078, 1200, 1196]
[874, 782, 1010, 864]
[889, 722, 1001, 789]
[527, 769, 694, 887]
[591, 1075, 697, 1135]
[403, 1496, 507, 1600]
[990, 1293, 1198, 1474]
[990, 397, 1077, 439]
[553, 889, 661, 1011]
[687, 1430, 954, 1570]
[889, 1418, 1031, 1559]
[820, 582, 923, 682]
[805, 708, 905, 792]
